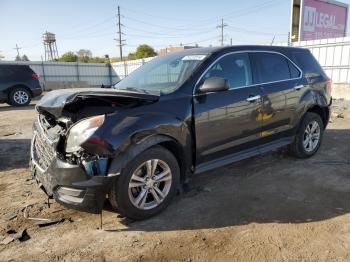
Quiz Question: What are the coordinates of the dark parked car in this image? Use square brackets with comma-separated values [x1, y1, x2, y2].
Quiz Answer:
[0, 64, 42, 106]
[30, 46, 332, 220]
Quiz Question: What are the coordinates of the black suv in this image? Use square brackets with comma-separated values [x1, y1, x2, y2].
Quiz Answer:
[0, 64, 42, 106]
[30, 46, 331, 220]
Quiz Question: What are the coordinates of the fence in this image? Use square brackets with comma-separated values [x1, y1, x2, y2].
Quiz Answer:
[0, 57, 154, 89]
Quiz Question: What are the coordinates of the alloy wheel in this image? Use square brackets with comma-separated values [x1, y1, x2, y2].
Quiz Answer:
[303, 120, 321, 152]
[128, 159, 172, 210]
[13, 90, 29, 105]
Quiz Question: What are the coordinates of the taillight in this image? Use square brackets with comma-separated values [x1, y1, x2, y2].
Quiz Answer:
[32, 73, 40, 79]
[326, 79, 332, 95]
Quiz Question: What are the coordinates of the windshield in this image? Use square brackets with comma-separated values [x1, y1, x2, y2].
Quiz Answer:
[114, 52, 207, 94]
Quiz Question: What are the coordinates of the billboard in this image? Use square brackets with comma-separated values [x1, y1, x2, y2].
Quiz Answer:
[291, 0, 348, 42]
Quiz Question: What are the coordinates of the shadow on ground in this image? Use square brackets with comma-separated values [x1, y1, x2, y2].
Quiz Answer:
[0, 104, 35, 112]
[0, 139, 31, 171]
[109, 128, 350, 232]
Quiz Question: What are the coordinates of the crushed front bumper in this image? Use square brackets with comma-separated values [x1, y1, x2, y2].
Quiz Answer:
[30, 129, 117, 214]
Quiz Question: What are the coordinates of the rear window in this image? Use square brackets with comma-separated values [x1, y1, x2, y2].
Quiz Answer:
[13, 65, 34, 74]
[252, 52, 293, 84]
[0, 66, 15, 77]
[292, 51, 325, 77]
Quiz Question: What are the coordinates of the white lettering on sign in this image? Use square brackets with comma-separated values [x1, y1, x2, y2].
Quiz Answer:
[303, 5, 343, 32]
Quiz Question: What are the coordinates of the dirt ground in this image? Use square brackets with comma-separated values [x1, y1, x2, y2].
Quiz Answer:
[0, 98, 350, 262]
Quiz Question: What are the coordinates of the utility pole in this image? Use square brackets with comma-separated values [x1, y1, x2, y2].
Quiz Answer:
[14, 44, 21, 57]
[217, 19, 228, 46]
[116, 5, 125, 61]
[270, 35, 275, 45]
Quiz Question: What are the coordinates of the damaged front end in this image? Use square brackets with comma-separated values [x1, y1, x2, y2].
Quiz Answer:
[30, 88, 159, 213]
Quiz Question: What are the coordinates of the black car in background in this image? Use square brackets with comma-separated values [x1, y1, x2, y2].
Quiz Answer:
[0, 64, 42, 106]
[30, 46, 332, 220]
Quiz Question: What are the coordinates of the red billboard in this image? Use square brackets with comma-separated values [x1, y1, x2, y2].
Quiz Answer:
[291, 0, 348, 42]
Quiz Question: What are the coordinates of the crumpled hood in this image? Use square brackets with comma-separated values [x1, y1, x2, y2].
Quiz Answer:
[36, 88, 160, 118]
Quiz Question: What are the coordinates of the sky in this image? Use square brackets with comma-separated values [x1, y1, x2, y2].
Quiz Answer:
[0, 0, 348, 61]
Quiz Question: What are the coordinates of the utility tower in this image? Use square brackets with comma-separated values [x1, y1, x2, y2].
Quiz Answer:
[42, 31, 59, 61]
[116, 6, 126, 61]
[217, 19, 228, 46]
[14, 44, 21, 57]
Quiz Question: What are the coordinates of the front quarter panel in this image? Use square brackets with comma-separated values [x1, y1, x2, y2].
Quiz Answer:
[84, 96, 193, 159]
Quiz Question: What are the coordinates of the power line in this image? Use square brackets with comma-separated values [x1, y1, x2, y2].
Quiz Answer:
[227, 25, 288, 36]
[121, 0, 282, 28]
[217, 19, 228, 46]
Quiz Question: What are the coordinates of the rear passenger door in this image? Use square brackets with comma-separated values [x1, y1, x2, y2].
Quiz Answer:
[250, 52, 303, 143]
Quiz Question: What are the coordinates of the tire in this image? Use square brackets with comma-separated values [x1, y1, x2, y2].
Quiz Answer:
[289, 112, 324, 158]
[9, 87, 31, 106]
[109, 146, 180, 220]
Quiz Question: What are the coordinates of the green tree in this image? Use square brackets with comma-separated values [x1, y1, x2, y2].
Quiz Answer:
[88, 56, 109, 63]
[58, 52, 78, 62]
[76, 49, 92, 63]
[15, 55, 21, 61]
[22, 54, 29, 61]
[128, 44, 157, 60]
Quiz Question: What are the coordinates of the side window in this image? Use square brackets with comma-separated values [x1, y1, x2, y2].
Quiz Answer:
[288, 61, 301, 78]
[203, 53, 252, 88]
[252, 52, 291, 84]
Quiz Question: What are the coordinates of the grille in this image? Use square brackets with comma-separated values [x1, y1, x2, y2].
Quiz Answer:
[33, 123, 56, 170]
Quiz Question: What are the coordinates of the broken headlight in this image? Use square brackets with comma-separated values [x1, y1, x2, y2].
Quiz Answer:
[65, 115, 105, 153]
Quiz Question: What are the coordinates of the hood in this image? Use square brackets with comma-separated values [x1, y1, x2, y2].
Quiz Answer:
[36, 88, 160, 118]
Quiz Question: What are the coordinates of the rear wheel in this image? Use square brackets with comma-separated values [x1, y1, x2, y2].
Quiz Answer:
[9, 87, 31, 106]
[289, 112, 324, 158]
[109, 146, 180, 220]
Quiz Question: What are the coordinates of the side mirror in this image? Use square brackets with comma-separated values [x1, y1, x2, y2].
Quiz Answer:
[197, 77, 229, 93]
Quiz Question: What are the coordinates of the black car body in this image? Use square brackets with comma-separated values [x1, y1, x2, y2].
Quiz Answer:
[0, 64, 42, 106]
[30, 46, 332, 219]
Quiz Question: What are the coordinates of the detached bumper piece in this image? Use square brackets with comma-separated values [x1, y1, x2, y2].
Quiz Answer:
[31, 119, 116, 214]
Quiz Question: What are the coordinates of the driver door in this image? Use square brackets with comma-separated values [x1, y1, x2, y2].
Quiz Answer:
[193, 52, 264, 169]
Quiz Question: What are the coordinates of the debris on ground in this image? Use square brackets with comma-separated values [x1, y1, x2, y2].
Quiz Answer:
[4, 213, 17, 221]
[35, 217, 65, 227]
[0, 229, 30, 245]
[22, 204, 67, 227]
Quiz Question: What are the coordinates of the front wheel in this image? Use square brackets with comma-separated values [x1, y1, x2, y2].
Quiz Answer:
[289, 112, 324, 158]
[109, 146, 180, 220]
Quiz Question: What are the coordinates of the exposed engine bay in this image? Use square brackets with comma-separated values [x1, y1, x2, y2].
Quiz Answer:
[34, 89, 159, 176]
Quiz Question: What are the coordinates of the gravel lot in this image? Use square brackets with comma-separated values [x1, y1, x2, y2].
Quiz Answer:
[0, 98, 350, 262]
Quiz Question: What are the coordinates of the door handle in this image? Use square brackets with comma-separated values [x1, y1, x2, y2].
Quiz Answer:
[246, 95, 261, 102]
[294, 85, 304, 91]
